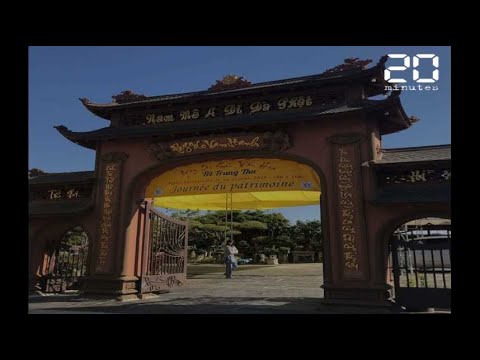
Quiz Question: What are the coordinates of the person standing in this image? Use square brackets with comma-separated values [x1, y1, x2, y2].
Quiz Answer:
[224, 239, 238, 279]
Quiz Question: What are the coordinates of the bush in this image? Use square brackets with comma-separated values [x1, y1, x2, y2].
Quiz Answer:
[197, 257, 217, 264]
[263, 247, 278, 256]
[408, 273, 426, 287]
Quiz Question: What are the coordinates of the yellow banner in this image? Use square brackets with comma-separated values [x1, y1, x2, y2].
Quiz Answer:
[146, 158, 320, 198]
[152, 191, 320, 210]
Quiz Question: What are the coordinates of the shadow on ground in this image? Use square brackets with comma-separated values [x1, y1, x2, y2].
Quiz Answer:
[29, 294, 94, 303]
[29, 295, 395, 314]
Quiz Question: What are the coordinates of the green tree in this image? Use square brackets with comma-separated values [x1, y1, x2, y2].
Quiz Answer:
[161, 209, 322, 260]
[186, 218, 242, 257]
[264, 212, 291, 239]
[63, 226, 88, 247]
[168, 209, 200, 220]
[29, 168, 47, 178]
[290, 220, 322, 251]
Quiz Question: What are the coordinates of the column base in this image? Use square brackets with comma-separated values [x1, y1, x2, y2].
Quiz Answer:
[138, 290, 170, 300]
[83, 275, 139, 300]
[322, 284, 392, 307]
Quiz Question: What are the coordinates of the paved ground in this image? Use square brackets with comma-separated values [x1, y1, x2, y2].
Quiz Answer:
[28, 263, 448, 314]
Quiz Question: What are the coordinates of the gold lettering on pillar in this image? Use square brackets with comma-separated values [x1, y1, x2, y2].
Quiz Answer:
[337, 147, 359, 271]
[95, 152, 128, 273]
[96, 163, 117, 271]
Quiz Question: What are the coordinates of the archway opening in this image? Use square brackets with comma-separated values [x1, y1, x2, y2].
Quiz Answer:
[42, 226, 90, 293]
[387, 217, 451, 311]
[140, 157, 325, 299]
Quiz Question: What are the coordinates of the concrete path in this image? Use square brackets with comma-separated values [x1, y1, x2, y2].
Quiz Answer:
[28, 263, 446, 314]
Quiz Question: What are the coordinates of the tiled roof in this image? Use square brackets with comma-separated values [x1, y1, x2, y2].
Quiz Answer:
[82, 62, 386, 108]
[84, 76, 327, 107]
[378, 145, 451, 164]
[29, 171, 95, 185]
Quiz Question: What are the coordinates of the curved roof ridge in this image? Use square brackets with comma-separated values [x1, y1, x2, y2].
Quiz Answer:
[382, 144, 451, 152]
[79, 57, 388, 115]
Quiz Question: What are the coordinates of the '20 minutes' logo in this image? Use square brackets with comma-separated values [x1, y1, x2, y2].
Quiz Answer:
[385, 54, 439, 84]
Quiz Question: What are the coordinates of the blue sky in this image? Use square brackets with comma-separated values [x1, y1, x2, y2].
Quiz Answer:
[29, 46, 451, 223]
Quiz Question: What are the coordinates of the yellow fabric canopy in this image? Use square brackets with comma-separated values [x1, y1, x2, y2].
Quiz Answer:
[153, 190, 321, 210]
[146, 158, 321, 210]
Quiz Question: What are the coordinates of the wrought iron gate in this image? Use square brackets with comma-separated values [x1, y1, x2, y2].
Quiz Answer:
[389, 233, 451, 310]
[42, 227, 89, 293]
[138, 201, 188, 295]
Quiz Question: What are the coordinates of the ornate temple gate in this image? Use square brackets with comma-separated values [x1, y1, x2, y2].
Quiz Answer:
[138, 201, 188, 296]
[28, 57, 450, 308]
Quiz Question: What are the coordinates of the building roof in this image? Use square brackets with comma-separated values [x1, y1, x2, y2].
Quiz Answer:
[29, 171, 95, 185]
[57, 96, 412, 149]
[375, 144, 451, 165]
[405, 218, 451, 226]
[80, 57, 389, 120]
